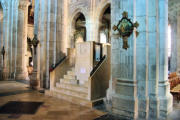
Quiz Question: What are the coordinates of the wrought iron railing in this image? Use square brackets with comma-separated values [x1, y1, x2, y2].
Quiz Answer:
[49, 56, 67, 72]
[90, 55, 106, 76]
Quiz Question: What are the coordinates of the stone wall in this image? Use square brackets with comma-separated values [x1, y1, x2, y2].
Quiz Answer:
[0, 0, 28, 80]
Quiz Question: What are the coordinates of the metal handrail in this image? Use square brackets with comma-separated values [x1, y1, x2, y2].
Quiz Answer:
[90, 55, 106, 76]
[49, 56, 67, 72]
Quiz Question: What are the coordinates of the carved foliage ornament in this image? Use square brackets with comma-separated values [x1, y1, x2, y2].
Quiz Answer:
[113, 11, 139, 50]
[32, 34, 39, 54]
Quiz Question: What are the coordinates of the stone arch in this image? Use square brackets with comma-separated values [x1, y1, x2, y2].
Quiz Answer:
[97, 2, 111, 43]
[69, 6, 89, 23]
[69, 10, 87, 48]
[98, 2, 111, 22]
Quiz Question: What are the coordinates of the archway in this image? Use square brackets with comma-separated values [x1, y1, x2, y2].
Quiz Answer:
[99, 4, 111, 44]
[72, 12, 86, 48]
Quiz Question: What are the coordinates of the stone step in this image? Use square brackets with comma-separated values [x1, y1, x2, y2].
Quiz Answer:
[56, 83, 88, 94]
[64, 75, 76, 80]
[60, 78, 78, 84]
[67, 71, 75, 76]
[53, 87, 88, 100]
[45, 90, 94, 107]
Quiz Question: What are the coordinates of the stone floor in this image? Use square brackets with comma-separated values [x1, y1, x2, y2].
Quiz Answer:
[0, 81, 180, 120]
[0, 81, 105, 120]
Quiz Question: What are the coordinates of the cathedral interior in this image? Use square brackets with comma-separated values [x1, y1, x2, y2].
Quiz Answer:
[0, 0, 180, 120]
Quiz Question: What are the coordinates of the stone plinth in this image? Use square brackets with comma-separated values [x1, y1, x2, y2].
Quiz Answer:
[29, 72, 39, 90]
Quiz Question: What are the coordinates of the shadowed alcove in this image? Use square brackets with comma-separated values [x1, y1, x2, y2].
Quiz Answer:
[72, 12, 86, 48]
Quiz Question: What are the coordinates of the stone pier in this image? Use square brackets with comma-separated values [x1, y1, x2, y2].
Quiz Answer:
[111, 0, 172, 119]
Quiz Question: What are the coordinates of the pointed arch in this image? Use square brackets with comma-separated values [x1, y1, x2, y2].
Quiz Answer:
[69, 10, 87, 48]
[97, 2, 111, 43]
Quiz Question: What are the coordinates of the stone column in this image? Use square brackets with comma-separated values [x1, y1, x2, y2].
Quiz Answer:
[136, 0, 149, 119]
[147, 0, 160, 119]
[111, 0, 138, 119]
[111, 0, 172, 119]
[37, 0, 48, 88]
[16, 1, 30, 80]
[45, 0, 51, 88]
[34, 0, 39, 34]
[3, 1, 10, 79]
[158, 0, 173, 118]
[9, 0, 15, 79]
[34, 0, 41, 87]
[51, 0, 57, 65]
[56, 0, 63, 61]
[30, 40, 40, 89]
[86, 19, 94, 42]
[0, 6, 4, 71]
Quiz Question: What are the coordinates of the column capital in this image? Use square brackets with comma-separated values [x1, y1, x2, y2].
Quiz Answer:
[0, 0, 8, 10]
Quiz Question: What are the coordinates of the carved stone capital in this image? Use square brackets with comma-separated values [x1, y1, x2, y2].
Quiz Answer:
[0, 0, 8, 10]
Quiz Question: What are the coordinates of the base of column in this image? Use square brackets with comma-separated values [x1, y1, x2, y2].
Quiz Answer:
[15, 67, 29, 80]
[148, 95, 160, 119]
[29, 71, 40, 90]
[138, 97, 149, 119]
[112, 79, 138, 119]
[112, 94, 138, 119]
[0, 69, 10, 80]
[159, 82, 173, 119]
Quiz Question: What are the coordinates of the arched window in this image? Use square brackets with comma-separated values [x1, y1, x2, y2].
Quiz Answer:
[100, 32, 107, 43]
[72, 13, 86, 48]
[99, 4, 111, 44]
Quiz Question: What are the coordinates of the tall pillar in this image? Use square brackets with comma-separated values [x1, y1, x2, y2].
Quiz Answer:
[111, 0, 138, 119]
[3, 1, 11, 79]
[38, 0, 46, 88]
[37, 0, 50, 88]
[147, 0, 159, 119]
[158, 0, 173, 118]
[111, 0, 172, 119]
[136, 0, 149, 119]
[16, 1, 30, 80]
[0, 5, 4, 70]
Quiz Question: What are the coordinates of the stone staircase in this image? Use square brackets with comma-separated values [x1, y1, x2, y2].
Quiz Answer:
[46, 68, 94, 107]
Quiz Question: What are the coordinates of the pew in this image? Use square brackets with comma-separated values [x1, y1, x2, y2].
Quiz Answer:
[169, 72, 180, 102]
[169, 72, 180, 90]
